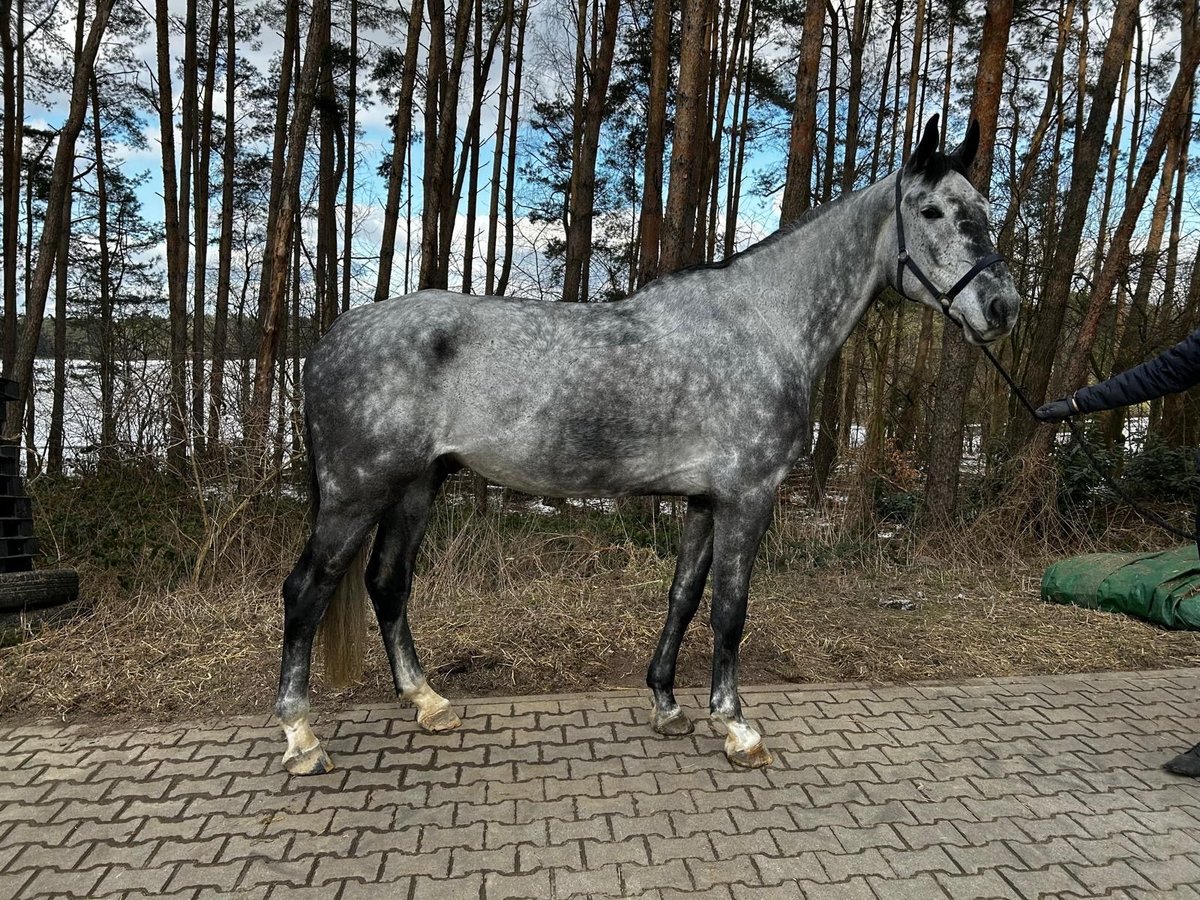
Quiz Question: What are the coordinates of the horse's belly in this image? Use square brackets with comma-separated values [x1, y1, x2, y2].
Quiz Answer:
[455, 445, 710, 498]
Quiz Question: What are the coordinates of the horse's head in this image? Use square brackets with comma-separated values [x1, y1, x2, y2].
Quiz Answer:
[891, 116, 1020, 345]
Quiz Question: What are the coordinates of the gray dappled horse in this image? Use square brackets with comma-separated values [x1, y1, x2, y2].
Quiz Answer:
[276, 117, 1020, 775]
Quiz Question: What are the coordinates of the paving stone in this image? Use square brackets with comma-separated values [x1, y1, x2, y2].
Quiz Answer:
[996, 864, 1089, 899]
[551, 862, 621, 898]
[686, 854, 758, 889]
[620, 858, 693, 894]
[865, 872, 949, 899]
[485, 869, 552, 899]
[4, 671, 1200, 900]
[6, 841, 91, 873]
[933, 869, 1020, 899]
[166, 860, 248, 892]
[411, 873, 483, 900]
[21, 866, 105, 898]
[312, 850, 385, 884]
[753, 852, 828, 885]
[647, 833, 715, 863]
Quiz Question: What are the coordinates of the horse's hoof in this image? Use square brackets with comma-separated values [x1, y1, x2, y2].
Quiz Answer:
[727, 742, 773, 769]
[283, 743, 334, 776]
[652, 707, 694, 736]
[418, 703, 462, 733]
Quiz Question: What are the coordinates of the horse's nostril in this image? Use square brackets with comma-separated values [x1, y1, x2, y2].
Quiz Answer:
[988, 295, 1011, 329]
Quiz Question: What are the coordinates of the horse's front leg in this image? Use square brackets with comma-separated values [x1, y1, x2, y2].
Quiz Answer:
[646, 497, 714, 735]
[708, 490, 776, 768]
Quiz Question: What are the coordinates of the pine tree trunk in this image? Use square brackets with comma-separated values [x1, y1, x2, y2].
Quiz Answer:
[342, 0, 357, 315]
[660, 0, 713, 273]
[780, 0, 825, 222]
[316, 13, 342, 333]
[561, 0, 621, 302]
[209, 0, 236, 448]
[248, 0, 330, 445]
[1059, 14, 1199, 404]
[455, 4, 505, 296]
[90, 75, 116, 460]
[995, 0, 1075, 252]
[6, 0, 114, 441]
[1016, 0, 1140, 446]
[723, 4, 755, 258]
[635, 0, 671, 286]
[921, 0, 1012, 524]
[256, 0, 299, 313]
[1102, 124, 1185, 445]
[420, 0, 472, 290]
[1, 0, 19, 373]
[496, 0, 529, 296]
[374, 0, 424, 302]
[192, 0, 220, 456]
[48, 1, 83, 474]
[484, 0, 512, 296]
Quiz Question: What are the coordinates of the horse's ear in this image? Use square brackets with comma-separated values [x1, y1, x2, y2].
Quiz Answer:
[906, 115, 940, 174]
[951, 119, 980, 171]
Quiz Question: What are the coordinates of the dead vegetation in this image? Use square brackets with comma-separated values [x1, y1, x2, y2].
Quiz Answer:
[2, 468, 1199, 728]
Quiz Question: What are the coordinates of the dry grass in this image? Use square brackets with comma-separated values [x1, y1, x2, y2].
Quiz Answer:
[3, 470, 1200, 728]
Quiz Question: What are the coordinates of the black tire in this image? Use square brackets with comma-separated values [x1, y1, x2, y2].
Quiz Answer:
[0, 569, 80, 614]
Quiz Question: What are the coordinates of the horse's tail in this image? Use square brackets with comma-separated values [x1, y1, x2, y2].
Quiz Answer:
[306, 408, 368, 688]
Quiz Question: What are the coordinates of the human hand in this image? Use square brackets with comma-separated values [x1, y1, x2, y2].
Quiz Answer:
[1034, 397, 1075, 422]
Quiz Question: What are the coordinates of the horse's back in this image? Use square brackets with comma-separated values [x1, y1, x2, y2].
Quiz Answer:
[303, 289, 742, 497]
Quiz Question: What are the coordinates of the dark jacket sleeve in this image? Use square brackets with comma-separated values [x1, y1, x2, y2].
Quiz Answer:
[1074, 326, 1200, 413]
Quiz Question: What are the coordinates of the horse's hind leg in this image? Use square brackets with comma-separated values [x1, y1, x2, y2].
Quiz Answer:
[366, 470, 461, 733]
[646, 497, 714, 736]
[276, 508, 378, 776]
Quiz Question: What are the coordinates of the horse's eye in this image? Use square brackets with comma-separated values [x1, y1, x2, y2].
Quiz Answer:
[921, 206, 944, 220]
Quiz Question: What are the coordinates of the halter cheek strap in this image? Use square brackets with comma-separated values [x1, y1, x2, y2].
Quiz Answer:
[894, 171, 1005, 313]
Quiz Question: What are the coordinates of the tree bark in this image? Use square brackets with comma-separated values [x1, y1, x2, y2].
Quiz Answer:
[1059, 14, 1200, 405]
[315, 6, 342, 333]
[192, 0, 221, 455]
[995, 0, 1075, 252]
[1015, 0, 1139, 446]
[256, 0, 299, 313]
[723, 4, 755, 258]
[5, 0, 114, 440]
[1, 0, 19, 373]
[90, 74, 116, 460]
[635, 0, 672, 286]
[780, 0, 826, 222]
[49, 0, 86, 474]
[420, 0, 473, 290]
[1102, 118, 1185, 445]
[375, 0, 424, 302]
[921, 0, 1012, 524]
[484, 0, 513, 296]
[343, 0, 357, 315]
[247, 0, 331, 445]
[660, 0, 714, 273]
[561, 0, 621, 302]
[496, 0, 529, 296]
[209, 0, 235, 449]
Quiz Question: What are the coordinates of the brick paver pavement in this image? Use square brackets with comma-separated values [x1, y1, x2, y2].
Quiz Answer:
[4, 669, 1200, 899]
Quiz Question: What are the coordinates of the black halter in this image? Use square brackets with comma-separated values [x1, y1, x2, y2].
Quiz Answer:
[893, 170, 1006, 315]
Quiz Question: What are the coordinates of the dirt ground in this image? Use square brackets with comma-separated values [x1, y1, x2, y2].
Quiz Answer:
[4, 482, 1200, 729]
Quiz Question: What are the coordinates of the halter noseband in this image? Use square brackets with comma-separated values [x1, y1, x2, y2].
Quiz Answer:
[893, 170, 1005, 315]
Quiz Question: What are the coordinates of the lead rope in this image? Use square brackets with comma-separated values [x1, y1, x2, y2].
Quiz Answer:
[892, 167, 1199, 543]
[949, 308, 1200, 544]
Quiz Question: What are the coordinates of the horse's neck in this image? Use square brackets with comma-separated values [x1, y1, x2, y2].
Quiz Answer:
[733, 177, 894, 381]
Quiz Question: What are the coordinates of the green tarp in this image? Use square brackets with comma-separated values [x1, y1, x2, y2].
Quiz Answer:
[1041, 544, 1200, 629]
